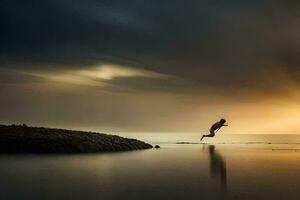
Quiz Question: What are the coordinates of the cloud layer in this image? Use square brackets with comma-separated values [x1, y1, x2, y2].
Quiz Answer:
[1, 0, 300, 93]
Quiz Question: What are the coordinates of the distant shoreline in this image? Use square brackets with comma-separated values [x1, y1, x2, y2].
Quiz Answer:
[0, 124, 153, 154]
[176, 142, 300, 145]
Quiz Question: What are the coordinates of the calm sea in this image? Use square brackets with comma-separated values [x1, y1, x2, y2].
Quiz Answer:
[1, 142, 300, 200]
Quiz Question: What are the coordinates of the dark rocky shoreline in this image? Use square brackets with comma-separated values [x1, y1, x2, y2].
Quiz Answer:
[0, 124, 153, 154]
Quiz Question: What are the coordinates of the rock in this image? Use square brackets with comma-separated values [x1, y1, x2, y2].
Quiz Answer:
[0, 124, 153, 154]
[154, 145, 160, 149]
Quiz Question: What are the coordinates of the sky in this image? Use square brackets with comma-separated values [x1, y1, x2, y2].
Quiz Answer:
[0, 0, 300, 135]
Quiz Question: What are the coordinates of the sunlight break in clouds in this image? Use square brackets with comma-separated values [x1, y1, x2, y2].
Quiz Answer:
[25, 64, 170, 87]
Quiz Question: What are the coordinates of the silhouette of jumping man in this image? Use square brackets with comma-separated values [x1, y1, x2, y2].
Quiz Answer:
[201, 119, 228, 141]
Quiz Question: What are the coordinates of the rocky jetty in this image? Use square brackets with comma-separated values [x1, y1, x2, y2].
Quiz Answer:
[0, 124, 153, 154]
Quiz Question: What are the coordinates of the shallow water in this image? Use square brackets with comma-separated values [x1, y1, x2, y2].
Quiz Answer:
[1, 144, 300, 200]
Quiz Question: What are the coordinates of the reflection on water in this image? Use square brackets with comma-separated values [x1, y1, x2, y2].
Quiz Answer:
[208, 145, 227, 191]
[1, 144, 300, 200]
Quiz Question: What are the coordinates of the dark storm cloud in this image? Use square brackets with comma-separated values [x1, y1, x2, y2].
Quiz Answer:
[1, 0, 300, 94]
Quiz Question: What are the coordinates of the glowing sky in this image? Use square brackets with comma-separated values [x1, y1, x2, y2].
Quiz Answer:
[0, 1, 300, 134]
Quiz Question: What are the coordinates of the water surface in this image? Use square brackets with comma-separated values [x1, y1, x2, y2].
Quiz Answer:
[1, 144, 300, 200]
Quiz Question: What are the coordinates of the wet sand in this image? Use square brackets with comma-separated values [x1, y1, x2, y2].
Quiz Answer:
[0, 144, 300, 200]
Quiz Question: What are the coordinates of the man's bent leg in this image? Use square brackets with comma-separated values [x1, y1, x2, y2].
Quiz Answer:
[201, 132, 215, 141]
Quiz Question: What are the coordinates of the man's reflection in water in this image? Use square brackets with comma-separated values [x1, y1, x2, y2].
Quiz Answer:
[208, 145, 227, 191]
